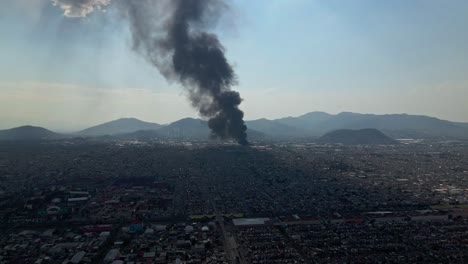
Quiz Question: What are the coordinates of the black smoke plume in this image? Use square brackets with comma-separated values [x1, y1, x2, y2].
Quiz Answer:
[53, 0, 248, 144]
[122, 0, 248, 145]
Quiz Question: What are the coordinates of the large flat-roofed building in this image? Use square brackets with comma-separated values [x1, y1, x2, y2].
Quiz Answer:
[233, 218, 270, 226]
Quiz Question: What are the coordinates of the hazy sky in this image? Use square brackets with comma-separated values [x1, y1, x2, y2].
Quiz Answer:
[1, 0, 468, 131]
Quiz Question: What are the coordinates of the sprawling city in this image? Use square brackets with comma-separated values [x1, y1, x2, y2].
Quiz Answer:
[1, 139, 467, 263]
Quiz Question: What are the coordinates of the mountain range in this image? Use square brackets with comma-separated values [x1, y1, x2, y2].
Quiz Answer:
[116, 118, 266, 141]
[1, 112, 467, 141]
[250, 112, 468, 140]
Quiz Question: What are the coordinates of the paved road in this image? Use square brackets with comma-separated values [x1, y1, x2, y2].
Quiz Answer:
[213, 206, 245, 264]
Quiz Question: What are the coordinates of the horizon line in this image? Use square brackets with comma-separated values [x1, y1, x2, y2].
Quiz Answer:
[1, 111, 467, 132]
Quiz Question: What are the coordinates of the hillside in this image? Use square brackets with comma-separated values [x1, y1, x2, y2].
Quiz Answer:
[274, 112, 468, 140]
[276, 111, 333, 130]
[78, 118, 163, 136]
[245, 118, 308, 138]
[116, 129, 163, 140]
[0, 126, 63, 141]
[156, 118, 210, 139]
[117, 118, 266, 142]
[318, 128, 398, 145]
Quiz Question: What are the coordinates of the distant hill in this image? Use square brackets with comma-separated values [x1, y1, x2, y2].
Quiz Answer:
[318, 128, 398, 145]
[77, 118, 163, 136]
[117, 117, 266, 142]
[116, 129, 162, 140]
[0, 126, 63, 141]
[455, 122, 468, 129]
[246, 118, 308, 138]
[157, 118, 210, 139]
[276, 111, 333, 130]
[274, 112, 468, 140]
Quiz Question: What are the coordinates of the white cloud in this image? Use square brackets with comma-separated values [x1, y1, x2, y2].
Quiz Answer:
[51, 0, 111, 17]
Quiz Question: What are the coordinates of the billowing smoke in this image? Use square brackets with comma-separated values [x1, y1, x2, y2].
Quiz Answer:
[53, 0, 249, 145]
[51, 0, 110, 17]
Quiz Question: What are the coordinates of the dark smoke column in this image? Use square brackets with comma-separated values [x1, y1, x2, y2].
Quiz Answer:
[123, 0, 249, 145]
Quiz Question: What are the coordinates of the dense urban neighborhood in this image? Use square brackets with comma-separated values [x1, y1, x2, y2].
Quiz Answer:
[0, 139, 468, 263]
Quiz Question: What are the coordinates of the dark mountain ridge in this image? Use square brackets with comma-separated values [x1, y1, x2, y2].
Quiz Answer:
[77, 118, 163, 136]
[318, 128, 398, 145]
[0, 126, 63, 140]
[245, 118, 308, 138]
[274, 112, 468, 140]
[120, 118, 267, 142]
[276, 111, 333, 130]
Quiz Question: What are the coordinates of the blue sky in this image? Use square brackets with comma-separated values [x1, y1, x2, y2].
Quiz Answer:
[1, 0, 468, 130]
